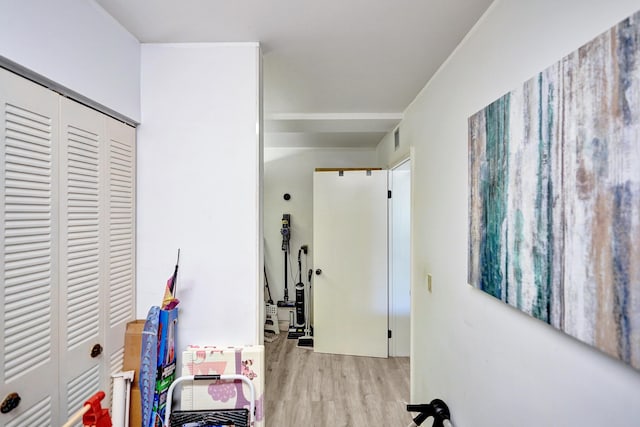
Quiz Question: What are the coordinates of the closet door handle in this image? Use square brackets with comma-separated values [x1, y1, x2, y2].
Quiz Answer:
[90, 343, 103, 358]
[1, 393, 21, 414]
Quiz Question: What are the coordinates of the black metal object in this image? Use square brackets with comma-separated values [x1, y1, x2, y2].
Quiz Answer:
[169, 409, 249, 427]
[264, 266, 274, 304]
[406, 399, 452, 427]
[194, 374, 221, 380]
[90, 343, 103, 358]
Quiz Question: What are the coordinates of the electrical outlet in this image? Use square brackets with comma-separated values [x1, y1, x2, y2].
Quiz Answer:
[427, 274, 432, 292]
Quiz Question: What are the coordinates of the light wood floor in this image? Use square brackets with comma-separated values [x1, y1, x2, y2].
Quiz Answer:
[264, 334, 410, 426]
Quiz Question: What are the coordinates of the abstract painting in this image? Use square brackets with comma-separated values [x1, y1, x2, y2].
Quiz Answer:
[468, 11, 640, 370]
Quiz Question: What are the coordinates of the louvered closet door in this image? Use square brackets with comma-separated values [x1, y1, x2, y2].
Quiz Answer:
[105, 117, 136, 397]
[59, 98, 107, 421]
[0, 68, 60, 425]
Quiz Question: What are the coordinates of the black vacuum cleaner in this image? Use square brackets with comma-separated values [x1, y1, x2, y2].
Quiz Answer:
[297, 267, 314, 348]
[295, 246, 306, 327]
[288, 245, 307, 339]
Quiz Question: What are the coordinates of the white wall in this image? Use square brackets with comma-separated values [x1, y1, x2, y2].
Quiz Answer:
[377, 0, 640, 425]
[264, 147, 378, 307]
[137, 43, 262, 349]
[0, 0, 140, 122]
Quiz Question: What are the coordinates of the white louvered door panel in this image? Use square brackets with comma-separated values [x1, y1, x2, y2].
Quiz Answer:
[105, 117, 136, 394]
[59, 98, 107, 422]
[0, 68, 60, 426]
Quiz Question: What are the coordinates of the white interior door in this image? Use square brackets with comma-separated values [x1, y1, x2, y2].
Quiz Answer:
[104, 116, 136, 400]
[313, 169, 388, 358]
[59, 98, 106, 420]
[1, 69, 136, 425]
[0, 67, 60, 426]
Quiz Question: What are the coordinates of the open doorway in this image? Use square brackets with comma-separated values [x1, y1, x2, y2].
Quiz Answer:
[262, 149, 411, 425]
[389, 158, 411, 357]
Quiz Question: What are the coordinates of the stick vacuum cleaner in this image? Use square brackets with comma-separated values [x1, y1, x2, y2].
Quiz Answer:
[294, 246, 306, 327]
[277, 213, 295, 309]
[297, 267, 314, 348]
[288, 245, 307, 339]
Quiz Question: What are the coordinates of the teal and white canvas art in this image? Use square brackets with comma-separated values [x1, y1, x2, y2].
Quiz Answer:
[469, 10, 640, 370]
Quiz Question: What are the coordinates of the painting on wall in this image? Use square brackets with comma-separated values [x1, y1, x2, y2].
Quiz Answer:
[468, 10, 640, 370]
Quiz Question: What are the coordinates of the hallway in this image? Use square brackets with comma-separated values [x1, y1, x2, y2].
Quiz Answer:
[264, 335, 410, 426]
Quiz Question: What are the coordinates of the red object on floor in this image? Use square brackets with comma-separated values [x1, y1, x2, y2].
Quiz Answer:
[82, 391, 112, 427]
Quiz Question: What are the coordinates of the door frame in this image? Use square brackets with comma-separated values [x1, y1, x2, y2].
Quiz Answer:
[388, 156, 412, 357]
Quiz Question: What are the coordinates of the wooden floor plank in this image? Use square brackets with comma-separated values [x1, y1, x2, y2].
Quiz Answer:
[265, 335, 410, 426]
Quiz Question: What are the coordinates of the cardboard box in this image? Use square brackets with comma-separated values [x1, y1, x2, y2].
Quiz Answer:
[124, 320, 146, 427]
[129, 387, 142, 427]
[124, 320, 146, 388]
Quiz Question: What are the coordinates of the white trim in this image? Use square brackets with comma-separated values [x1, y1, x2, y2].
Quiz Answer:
[388, 169, 394, 357]
[266, 112, 403, 121]
[390, 155, 411, 171]
[408, 145, 416, 401]
[388, 154, 412, 357]
[265, 146, 376, 152]
[141, 42, 260, 48]
[256, 45, 264, 345]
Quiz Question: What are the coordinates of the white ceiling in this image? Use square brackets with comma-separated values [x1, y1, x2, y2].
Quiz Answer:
[95, 0, 493, 148]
